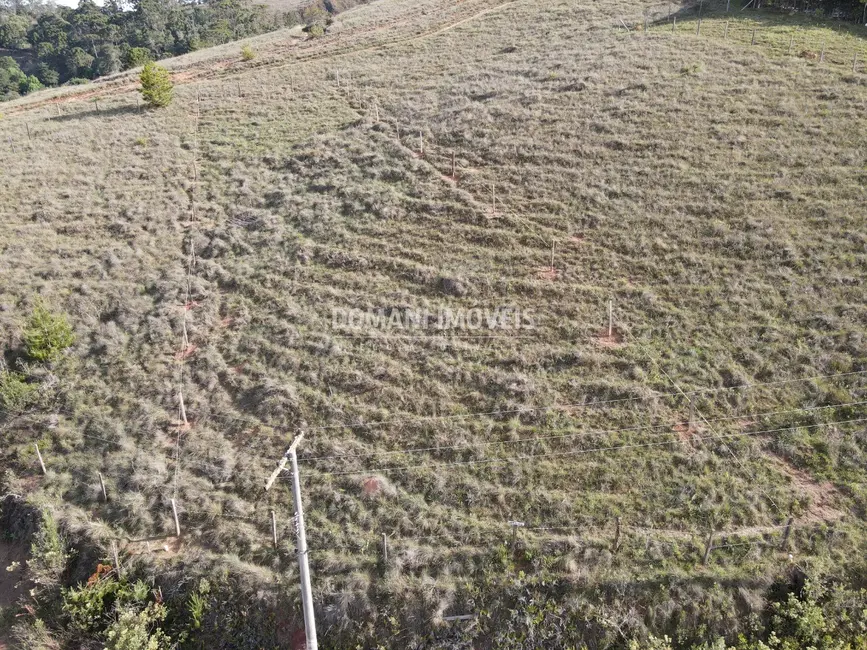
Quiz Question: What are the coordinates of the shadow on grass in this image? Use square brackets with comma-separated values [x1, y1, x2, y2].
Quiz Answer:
[51, 102, 143, 123]
[658, 0, 867, 38]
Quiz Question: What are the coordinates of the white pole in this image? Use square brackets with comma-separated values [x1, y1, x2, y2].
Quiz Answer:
[289, 434, 317, 650]
[35, 443, 47, 474]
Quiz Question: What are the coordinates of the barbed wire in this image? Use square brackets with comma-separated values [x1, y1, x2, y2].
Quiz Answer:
[290, 416, 867, 478]
[298, 399, 867, 462]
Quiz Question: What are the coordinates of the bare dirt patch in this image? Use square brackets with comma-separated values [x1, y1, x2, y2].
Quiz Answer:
[767, 456, 846, 522]
[0, 540, 31, 635]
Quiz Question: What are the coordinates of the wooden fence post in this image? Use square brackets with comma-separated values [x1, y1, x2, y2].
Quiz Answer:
[112, 540, 122, 577]
[382, 533, 388, 563]
[751, 28, 757, 45]
[854, 53, 859, 74]
[271, 509, 278, 548]
[35, 443, 47, 474]
[178, 385, 188, 427]
[99, 472, 108, 501]
[780, 517, 794, 550]
[820, 41, 825, 62]
[612, 516, 622, 553]
[724, 21, 729, 40]
[703, 530, 715, 565]
[171, 499, 181, 537]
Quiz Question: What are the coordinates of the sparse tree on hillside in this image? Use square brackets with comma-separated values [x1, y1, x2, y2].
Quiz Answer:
[139, 60, 172, 107]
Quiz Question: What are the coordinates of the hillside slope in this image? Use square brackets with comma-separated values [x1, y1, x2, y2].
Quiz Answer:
[1, 0, 866, 647]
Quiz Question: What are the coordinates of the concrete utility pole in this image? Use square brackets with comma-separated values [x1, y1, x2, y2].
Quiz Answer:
[267, 433, 317, 649]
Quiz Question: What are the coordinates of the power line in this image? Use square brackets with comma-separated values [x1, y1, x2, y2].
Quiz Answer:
[296, 416, 867, 478]
[299, 399, 867, 462]
[654, 363, 785, 516]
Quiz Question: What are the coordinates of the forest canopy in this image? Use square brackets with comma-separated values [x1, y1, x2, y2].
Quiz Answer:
[0, 0, 302, 101]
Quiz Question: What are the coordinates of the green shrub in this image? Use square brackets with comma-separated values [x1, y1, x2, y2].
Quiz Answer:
[240, 45, 256, 61]
[308, 23, 325, 38]
[0, 367, 38, 412]
[23, 302, 75, 363]
[27, 510, 68, 594]
[63, 569, 176, 649]
[139, 62, 173, 108]
[104, 603, 171, 650]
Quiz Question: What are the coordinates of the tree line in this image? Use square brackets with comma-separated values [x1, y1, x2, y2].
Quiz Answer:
[0, 0, 335, 101]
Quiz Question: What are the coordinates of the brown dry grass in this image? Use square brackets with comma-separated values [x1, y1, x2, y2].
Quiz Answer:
[0, 0, 866, 641]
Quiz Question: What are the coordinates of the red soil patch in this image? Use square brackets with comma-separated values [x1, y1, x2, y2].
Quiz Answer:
[219, 316, 236, 328]
[361, 476, 385, 497]
[537, 267, 559, 281]
[767, 456, 846, 522]
[570, 234, 586, 244]
[672, 421, 695, 444]
[183, 300, 201, 310]
[594, 327, 624, 348]
[175, 344, 198, 360]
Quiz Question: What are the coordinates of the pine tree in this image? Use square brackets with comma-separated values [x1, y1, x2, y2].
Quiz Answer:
[139, 62, 173, 108]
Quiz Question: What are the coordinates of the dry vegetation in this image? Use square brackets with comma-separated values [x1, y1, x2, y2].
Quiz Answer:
[0, 0, 866, 646]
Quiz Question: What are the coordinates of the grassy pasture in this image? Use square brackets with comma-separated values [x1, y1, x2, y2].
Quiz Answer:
[0, 0, 866, 644]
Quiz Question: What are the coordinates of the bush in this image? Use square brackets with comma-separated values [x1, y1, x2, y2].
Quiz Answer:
[139, 61, 173, 108]
[0, 367, 38, 412]
[63, 570, 178, 649]
[240, 45, 256, 61]
[308, 23, 325, 38]
[23, 302, 75, 363]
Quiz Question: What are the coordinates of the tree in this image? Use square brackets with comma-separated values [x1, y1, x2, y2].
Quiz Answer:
[139, 60, 172, 107]
[0, 54, 26, 98]
[124, 46, 152, 68]
[23, 301, 75, 363]
[0, 14, 30, 49]
[64, 45, 93, 77]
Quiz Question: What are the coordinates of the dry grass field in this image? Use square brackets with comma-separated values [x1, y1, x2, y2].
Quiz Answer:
[1, 0, 866, 646]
